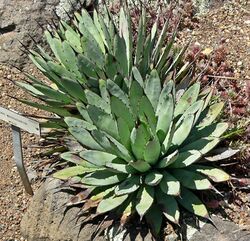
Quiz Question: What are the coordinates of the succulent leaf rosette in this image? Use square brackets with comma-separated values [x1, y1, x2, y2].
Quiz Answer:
[16, 6, 193, 127]
[15, 5, 234, 235]
[54, 72, 230, 233]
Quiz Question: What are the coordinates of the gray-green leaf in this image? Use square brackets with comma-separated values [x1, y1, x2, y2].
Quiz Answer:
[136, 186, 154, 218]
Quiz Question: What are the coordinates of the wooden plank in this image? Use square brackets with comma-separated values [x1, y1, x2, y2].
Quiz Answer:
[12, 125, 34, 195]
[0, 106, 40, 135]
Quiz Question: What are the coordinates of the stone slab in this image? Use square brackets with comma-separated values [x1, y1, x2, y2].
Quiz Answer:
[21, 178, 250, 241]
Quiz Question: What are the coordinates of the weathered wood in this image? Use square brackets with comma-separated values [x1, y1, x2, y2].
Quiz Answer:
[0, 107, 40, 135]
[11, 125, 34, 195]
[0, 106, 41, 195]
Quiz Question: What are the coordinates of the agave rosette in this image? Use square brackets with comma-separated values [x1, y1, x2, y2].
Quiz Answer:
[54, 72, 230, 233]
[14, 5, 233, 234]
[15, 6, 194, 129]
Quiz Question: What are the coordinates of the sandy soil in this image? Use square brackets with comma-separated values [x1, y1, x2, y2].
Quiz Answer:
[0, 65, 46, 241]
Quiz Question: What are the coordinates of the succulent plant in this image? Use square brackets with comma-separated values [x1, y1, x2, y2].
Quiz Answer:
[15, 4, 234, 236]
[15, 4, 195, 130]
[53, 74, 230, 234]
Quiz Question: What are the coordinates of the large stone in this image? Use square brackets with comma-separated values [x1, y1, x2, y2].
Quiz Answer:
[190, 216, 250, 241]
[192, 0, 227, 14]
[192, 0, 211, 13]
[21, 178, 153, 241]
[0, 0, 95, 68]
[0, 0, 57, 67]
[0, 0, 225, 68]
[20, 178, 105, 241]
[21, 178, 250, 241]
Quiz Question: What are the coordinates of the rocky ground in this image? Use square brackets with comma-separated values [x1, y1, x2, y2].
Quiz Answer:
[0, 65, 46, 241]
[0, 1, 249, 240]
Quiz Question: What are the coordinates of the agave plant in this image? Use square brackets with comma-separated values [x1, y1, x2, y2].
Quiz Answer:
[53, 71, 230, 234]
[15, 4, 194, 130]
[14, 4, 234, 236]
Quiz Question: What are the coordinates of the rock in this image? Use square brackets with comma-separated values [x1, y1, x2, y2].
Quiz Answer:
[0, 0, 96, 68]
[190, 216, 250, 241]
[20, 178, 154, 241]
[21, 178, 105, 241]
[237, 61, 243, 66]
[192, 0, 211, 14]
[192, 0, 226, 14]
[21, 178, 250, 241]
[26, 166, 38, 183]
[55, 0, 98, 21]
[0, 0, 228, 68]
[106, 226, 153, 241]
[0, 0, 57, 67]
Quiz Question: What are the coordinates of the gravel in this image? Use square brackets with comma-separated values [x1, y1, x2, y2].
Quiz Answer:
[0, 65, 46, 240]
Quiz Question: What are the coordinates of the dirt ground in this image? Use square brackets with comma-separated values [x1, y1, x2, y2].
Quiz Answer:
[0, 1, 249, 240]
[0, 65, 45, 241]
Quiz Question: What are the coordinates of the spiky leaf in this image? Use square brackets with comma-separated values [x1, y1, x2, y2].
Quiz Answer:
[188, 165, 230, 182]
[143, 137, 161, 165]
[97, 194, 128, 214]
[145, 205, 162, 235]
[169, 150, 201, 168]
[156, 190, 180, 224]
[145, 69, 161, 110]
[174, 83, 200, 116]
[79, 150, 116, 166]
[158, 150, 179, 168]
[136, 186, 154, 218]
[81, 170, 127, 186]
[177, 187, 208, 218]
[145, 171, 163, 186]
[198, 102, 224, 128]
[115, 176, 140, 196]
[160, 172, 180, 196]
[172, 169, 212, 190]
[53, 166, 88, 180]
